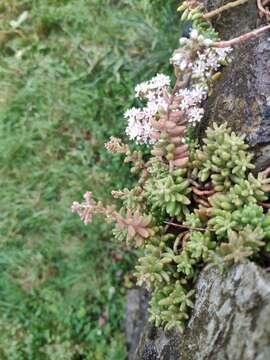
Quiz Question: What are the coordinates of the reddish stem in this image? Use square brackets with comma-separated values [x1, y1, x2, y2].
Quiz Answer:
[261, 166, 270, 178]
[195, 198, 211, 207]
[257, 0, 270, 16]
[192, 187, 215, 196]
[213, 25, 270, 48]
[258, 201, 270, 208]
[182, 232, 190, 248]
[164, 221, 207, 232]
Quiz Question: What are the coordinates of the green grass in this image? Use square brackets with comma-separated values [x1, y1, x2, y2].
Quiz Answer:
[0, 1, 180, 358]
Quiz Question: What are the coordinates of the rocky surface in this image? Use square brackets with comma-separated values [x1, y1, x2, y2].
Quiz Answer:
[198, 0, 270, 172]
[125, 288, 149, 360]
[126, 264, 270, 360]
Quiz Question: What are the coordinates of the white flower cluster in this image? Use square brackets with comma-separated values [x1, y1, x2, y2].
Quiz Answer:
[178, 86, 207, 124]
[134, 73, 170, 100]
[171, 29, 213, 70]
[192, 46, 232, 81]
[170, 29, 232, 125]
[125, 74, 170, 144]
[186, 107, 205, 124]
[124, 28, 232, 143]
[171, 29, 232, 80]
[178, 86, 207, 110]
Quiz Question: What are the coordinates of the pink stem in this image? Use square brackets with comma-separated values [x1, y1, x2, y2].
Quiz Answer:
[164, 221, 207, 232]
[192, 187, 215, 196]
[213, 25, 270, 48]
[257, 0, 270, 16]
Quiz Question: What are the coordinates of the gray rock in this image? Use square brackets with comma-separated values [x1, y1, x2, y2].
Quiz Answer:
[125, 288, 149, 360]
[178, 264, 270, 360]
[198, 0, 270, 172]
[127, 264, 270, 360]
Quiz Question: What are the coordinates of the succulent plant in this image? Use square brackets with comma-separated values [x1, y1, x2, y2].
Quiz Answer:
[73, 119, 270, 332]
[207, 175, 270, 239]
[149, 281, 194, 332]
[135, 233, 175, 289]
[113, 210, 154, 247]
[72, 3, 270, 333]
[177, 0, 218, 39]
[135, 244, 170, 289]
[193, 123, 254, 191]
[218, 226, 265, 263]
[175, 231, 215, 277]
[145, 168, 191, 220]
[151, 117, 189, 168]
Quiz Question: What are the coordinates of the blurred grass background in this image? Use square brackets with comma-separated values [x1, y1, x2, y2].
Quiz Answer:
[0, 0, 180, 359]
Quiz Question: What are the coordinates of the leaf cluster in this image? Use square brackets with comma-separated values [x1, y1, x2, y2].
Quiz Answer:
[97, 123, 270, 332]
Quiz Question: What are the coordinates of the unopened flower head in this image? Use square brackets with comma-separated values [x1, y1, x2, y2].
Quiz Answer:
[190, 29, 199, 40]
[111, 189, 129, 199]
[71, 191, 96, 225]
[105, 136, 128, 153]
[179, 29, 212, 52]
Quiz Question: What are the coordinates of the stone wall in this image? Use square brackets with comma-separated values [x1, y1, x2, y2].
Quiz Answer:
[199, 0, 270, 172]
[126, 264, 270, 360]
[125, 1, 270, 359]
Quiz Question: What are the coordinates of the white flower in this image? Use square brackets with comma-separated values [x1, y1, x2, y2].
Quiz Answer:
[192, 46, 232, 82]
[180, 60, 188, 71]
[124, 107, 143, 121]
[124, 98, 167, 144]
[203, 38, 213, 46]
[124, 75, 170, 144]
[192, 53, 207, 80]
[215, 47, 233, 61]
[174, 28, 233, 82]
[179, 37, 188, 45]
[170, 52, 183, 63]
[142, 121, 155, 144]
[187, 107, 204, 124]
[125, 118, 144, 142]
[152, 73, 171, 88]
[190, 29, 199, 40]
[178, 86, 207, 110]
[170, 52, 192, 71]
[134, 73, 170, 100]
[124, 27, 233, 144]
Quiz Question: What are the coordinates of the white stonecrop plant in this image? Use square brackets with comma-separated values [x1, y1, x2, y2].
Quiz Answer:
[124, 28, 232, 145]
[71, 22, 235, 332]
[124, 74, 171, 144]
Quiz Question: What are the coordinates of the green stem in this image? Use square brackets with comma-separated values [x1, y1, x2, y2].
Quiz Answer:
[203, 0, 249, 19]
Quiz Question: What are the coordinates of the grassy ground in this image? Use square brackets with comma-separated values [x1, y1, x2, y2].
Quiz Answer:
[0, 1, 180, 359]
